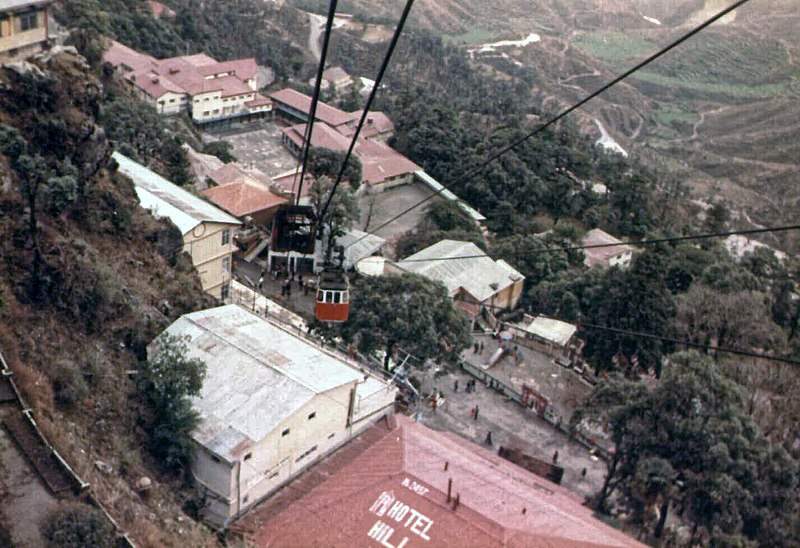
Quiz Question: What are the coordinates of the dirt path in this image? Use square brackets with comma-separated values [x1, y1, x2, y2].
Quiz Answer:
[0, 407, 59, 548]
[307, 13, 323, 61]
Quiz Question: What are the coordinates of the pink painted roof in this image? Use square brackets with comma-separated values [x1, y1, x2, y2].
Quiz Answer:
[103, 41, 158, 73]
[338, 111, 395, 140]
[238, 415, 642, 547]
[179, 53, 218, 67]
[582, 229, 634, 267]
[270, 88, 354, 127]
[128, 69, 184, 98]
[147, 0, 175, 18]
[283, 123, 351, 152]
[356, 139, 419, 185]
[246, 93, 272, 108]
[104, 42, 258, 99]
[197, 58, 258, 82]
[201, 181, 287, 218]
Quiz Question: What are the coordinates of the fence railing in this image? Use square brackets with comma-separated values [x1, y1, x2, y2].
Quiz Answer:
[0, 349, 136, 547]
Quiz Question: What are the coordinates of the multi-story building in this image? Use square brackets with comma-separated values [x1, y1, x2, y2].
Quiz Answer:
[0, 1, 52, 63]
[113, 152, 240, 300]
[154, 304, 397, 527]
[103, 41, 272, 128]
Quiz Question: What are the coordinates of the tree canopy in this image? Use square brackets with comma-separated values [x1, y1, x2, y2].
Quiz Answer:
[138, 333, 206, 470]
[572, 351, 799, 545]
[341, 274, 471, 369]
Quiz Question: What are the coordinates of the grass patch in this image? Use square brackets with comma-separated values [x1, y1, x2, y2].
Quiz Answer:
[444, 25, 498, 44]
[574, 31, 656, 66]
[633, 70, 800, 99]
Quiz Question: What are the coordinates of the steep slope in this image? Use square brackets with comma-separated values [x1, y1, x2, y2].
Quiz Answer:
[322, 0, 799, 250]
[0, 51, 215, 545]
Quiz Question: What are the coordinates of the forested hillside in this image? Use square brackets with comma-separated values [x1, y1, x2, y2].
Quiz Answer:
[0, 51, 215, 544]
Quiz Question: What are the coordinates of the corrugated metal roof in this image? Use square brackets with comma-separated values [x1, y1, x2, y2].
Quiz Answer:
[239, 415, 644, 547]
[1, 1, 51, 11]
[160, 305, 366, 461]
[523, 316, 577, 347]
[398, 240, 524, 303]
[338, 229, 385, 270]
[114, 152, 240, 234]
[415, 171, 486, 222]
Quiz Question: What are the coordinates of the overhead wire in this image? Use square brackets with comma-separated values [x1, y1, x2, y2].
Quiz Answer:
[397, 224, 800, 263]
[318, 0, 416, 223]
[451, 298, 800, 368]
[345, 0, 754, 249]
[294, 0, 340, 204]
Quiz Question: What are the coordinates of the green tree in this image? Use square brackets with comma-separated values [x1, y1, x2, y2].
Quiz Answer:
[40, 502, 116, 548]
[581, 252, 676, 376]
[307, 147, 362, 190]
[342, 274, 471, 369]
[491, 234, 569, 287]
[572, 351, 799, 545]
[203, 140, 237, 163]
[138, 333, 206, 469]
[309, 176, 360, 260]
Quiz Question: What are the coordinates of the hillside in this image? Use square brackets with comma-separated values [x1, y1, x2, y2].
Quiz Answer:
[0, 51, 216, 545]
[313, 0, 799, 251]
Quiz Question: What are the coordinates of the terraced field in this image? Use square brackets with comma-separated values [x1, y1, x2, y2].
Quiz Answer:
[324, 0, 800, 242]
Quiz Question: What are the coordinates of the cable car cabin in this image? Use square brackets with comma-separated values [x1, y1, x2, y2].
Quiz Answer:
[271, 205, 317, 254]
[316, 269, 350, 323]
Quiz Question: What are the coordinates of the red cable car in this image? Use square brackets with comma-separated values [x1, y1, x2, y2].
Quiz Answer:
[315, 269, 350, 323]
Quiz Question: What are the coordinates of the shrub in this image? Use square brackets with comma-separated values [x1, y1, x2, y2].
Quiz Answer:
[40, 501, 116, 548]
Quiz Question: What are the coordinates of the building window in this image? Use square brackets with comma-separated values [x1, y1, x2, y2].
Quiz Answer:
[296, 445, 318, 462]
[211, 455, 220, 463]
[17, 12, 38, 32]
[308, 412, 316, 420]
[169, 98, 175, 103]
[221, 229, 230, 246]
[203, 111, 209, 116]
[327, 433, 335, 439]
[281, 428, 290, 437]
[204, 97, 209, 101]
[244, 452, 252, 461]
[213, 109, 220, 114]
[220, 283, 230, 301]
[222, 257, 230, 272]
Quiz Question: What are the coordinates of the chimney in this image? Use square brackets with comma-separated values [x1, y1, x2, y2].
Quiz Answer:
[444, 461, 449, 471]
[447, 478, 452, 503]
[522, 508, 527, 515]
[453, 493, 460, 511]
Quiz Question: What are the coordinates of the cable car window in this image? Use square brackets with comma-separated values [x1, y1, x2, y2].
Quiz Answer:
[342, 292, 349, 303]
[333, 292, 341, 304]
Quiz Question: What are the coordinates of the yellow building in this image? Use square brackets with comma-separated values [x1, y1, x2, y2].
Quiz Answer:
[113, 152, 241, 300]
[0, 1, 52, 63]
[155, 305, 397, 527]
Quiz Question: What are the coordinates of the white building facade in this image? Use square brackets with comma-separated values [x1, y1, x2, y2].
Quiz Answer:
[156, 305, 396, 527]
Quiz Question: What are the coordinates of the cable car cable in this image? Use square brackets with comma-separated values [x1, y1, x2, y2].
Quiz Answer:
[319, 0, 416, 222]
[345, 0, 754, 249]
[452, 298, 800, 367]
[295, 0, 340, 204]
[397, 223, 800, 263]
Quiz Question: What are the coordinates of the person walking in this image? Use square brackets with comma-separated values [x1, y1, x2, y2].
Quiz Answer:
[453, 380, 459, 392]
[552, 450, 559, 465]
[474, 404, 479, 420]
[479, 341, 484, 354]
[485, 431, 493, 446]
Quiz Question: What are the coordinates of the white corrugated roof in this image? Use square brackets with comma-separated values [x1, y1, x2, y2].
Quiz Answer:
[159, 305, 366, 461]
[415, 171, 486, 222]
[338, 229, 385, 269]
[524, 315, 577, 347]
[113, 152, 240, 234]
[397, 240, 524, 303]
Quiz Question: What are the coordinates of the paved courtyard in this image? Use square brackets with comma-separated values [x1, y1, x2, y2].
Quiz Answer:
[463, 333, 593, 422]
[358, 182, 443, 254]
[415, 365, 606, 501]
[206, 123, 298, 179]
